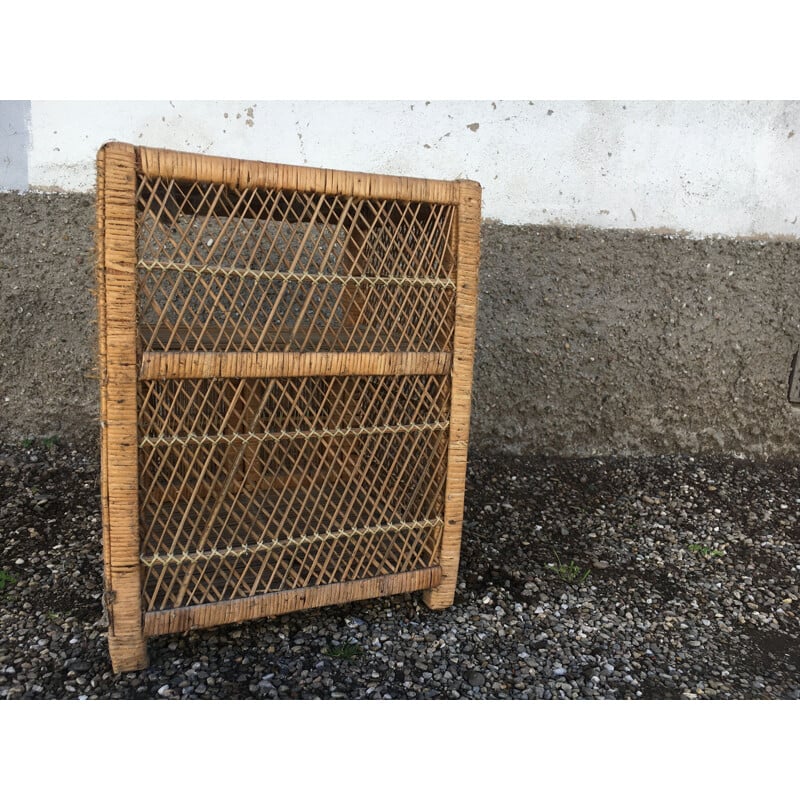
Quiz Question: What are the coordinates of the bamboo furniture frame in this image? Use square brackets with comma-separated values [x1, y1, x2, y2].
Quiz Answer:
[96, 142, 481, 673]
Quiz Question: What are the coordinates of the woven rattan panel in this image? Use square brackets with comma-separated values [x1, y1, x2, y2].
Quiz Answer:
[97, 143, 480, 672]
[138, 375, 451, 610]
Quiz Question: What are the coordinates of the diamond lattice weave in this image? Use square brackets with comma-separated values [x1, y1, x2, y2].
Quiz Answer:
[136, 177, 457, 353]
[137, 375, 451, 610]
[96, 143, 480, 672]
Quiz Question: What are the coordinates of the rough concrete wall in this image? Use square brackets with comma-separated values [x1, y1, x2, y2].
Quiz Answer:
[472, 225, 800, 458]
[2, 194, 800, 458]
[0, 193, 97, 446]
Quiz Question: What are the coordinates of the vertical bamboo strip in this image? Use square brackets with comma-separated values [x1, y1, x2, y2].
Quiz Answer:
[98, 142, 148, 672]
[423, 180, 481, 609]
[96, 146, 112, 630]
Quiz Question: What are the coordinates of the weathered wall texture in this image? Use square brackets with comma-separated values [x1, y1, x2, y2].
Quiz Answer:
[0, 193, 97, 445]
[2, 100, 799, 237]
[0, 101, 29, 192]
[471, 225, 800, 458]
[2, 193, 800, 458]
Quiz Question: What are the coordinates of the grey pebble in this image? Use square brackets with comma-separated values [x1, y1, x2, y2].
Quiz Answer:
[466, 670, 486, 687]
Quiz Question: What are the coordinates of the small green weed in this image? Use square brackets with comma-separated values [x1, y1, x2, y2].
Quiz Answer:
[325, 642, 363, 660]
[547, 551, 591, 585]
[688, 543, 724, 558]
[0, 570, 17, 592]
[19, 436, 59, 450]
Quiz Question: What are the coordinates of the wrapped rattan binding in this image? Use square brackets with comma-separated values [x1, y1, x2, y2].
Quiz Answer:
[96, 142, 481, 672]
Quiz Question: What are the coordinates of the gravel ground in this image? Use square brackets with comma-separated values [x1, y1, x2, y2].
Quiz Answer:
[1, 440, 798, 700]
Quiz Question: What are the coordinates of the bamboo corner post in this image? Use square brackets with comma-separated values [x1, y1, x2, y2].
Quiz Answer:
[96, 143, 148, 672]
[423, 179, 481, 610]
[95, 142, 481, 673]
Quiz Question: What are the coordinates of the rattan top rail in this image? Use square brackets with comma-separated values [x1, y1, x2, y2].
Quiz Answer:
[130, 143, 475, 205]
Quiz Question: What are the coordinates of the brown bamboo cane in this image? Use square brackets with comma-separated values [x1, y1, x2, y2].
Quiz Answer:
[97, 142, 149, 671]
[424, 180, 481, 609]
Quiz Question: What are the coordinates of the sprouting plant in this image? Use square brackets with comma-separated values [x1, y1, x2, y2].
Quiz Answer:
[546, 551, 591, 585]
[688, 543, 724, 558]
[325, 642, 363, 660]
[0, 570, 17, 592]
[19, 436, 59, 450]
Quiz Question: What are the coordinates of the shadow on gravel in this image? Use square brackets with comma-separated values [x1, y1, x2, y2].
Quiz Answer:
[1, 442, 798, 699]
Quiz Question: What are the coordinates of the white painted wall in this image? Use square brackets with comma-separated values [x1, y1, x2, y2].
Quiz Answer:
[8, 100, 800, 237]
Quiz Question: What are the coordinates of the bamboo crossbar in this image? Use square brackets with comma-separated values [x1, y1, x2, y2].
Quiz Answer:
[96, 142, 480, 673]
[143, 567, 442, 636]
[138, 145, 459, 205]
[139, 350, 452, 380]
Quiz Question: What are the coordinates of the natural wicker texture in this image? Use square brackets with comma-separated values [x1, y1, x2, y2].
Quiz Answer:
[96, 143, 148, 672]
[96, 143, 480, 672]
